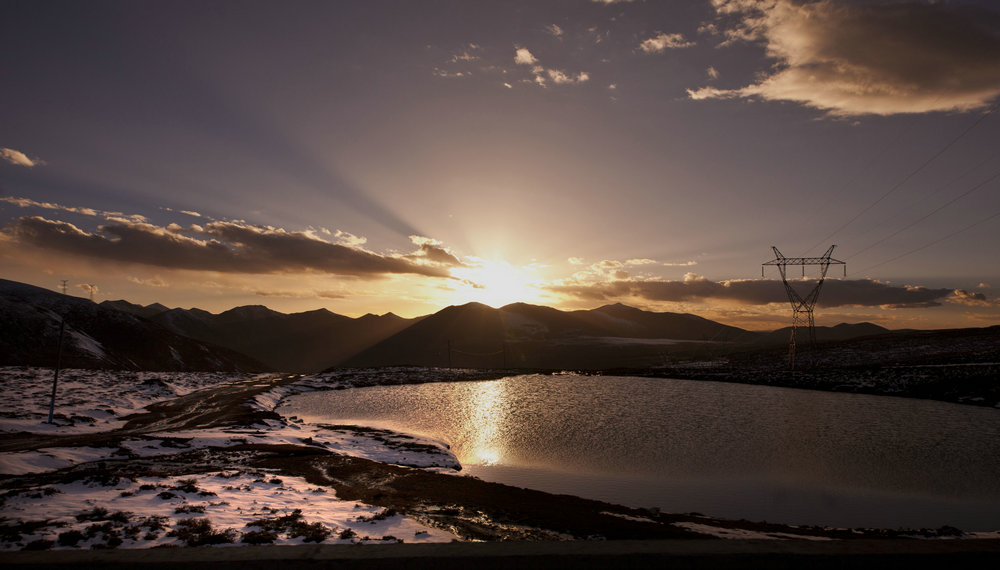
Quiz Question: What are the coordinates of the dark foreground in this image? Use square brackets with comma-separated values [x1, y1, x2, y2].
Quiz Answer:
[6, 539, 1000, 569]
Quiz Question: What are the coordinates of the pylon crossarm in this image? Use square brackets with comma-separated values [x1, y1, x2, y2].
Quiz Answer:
[763, 256, 845, 266]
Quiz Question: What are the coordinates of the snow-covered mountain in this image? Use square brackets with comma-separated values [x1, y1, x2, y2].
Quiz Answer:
[0, 279, 267, 372]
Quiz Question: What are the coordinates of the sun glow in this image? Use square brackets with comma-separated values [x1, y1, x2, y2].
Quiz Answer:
[450, 259, 543, 308]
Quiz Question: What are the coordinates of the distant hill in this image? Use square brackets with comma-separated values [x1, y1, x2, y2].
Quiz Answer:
[3, 277, 918, 373]
[755, 322, 891, 345]
[106, 300, 415, 372]
[343, 301, 751, 369]
[0, 279, 267, 372]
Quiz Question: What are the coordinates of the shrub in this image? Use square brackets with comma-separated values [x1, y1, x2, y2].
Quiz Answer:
[75, 507, 109, 522]
[289, 522, 330, 543]
[241, 530, 278, 544]
[57, 530, 85, 547]
[168, 518, 237, 546]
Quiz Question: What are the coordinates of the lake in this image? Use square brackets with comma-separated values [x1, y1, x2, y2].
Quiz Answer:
[280, 374, 1000, 530]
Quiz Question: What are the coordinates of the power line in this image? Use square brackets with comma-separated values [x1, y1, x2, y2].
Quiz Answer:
[848, 167, 1000, 260]
[801, 121, 919, 255]
[857, 208, 1000, 274]
[806, 103, 998, 253]
[847, 153, 998, 247]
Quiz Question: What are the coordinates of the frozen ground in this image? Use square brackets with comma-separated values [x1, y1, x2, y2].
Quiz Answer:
[0, 367, 264, 434]
[1, 470, 455, 550]
[0, 368, 468, 550]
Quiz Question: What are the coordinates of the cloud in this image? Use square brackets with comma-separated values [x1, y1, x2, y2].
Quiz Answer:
[1, 148, 44, 167]
[691, 0, 1000, 116]
[706, 66, 719, 80]
[546, 24, 564, 38]
[591, 0, 633, 4]
[514, 47, 538, 65]
[76, 283, 98, 295]
[1, 196, 147, 222]
[951, 289, 991, 306]
[545, 69, 590, 85]
[548, 273, 953, 309]
[127, 275, 168, 288]
[406, 235, 464, 266]
[638, 32, 695, 53]
[450, 44, 481, 63]
[4, 216, 457, 279]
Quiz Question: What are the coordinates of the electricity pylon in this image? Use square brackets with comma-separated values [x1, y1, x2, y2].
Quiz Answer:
[762, 245, 845, 370]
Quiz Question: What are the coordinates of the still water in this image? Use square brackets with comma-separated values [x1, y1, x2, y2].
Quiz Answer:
[280, 374, 1000, 530]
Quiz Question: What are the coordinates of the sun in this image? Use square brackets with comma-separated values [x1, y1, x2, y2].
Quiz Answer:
[450, 259, 543, 308]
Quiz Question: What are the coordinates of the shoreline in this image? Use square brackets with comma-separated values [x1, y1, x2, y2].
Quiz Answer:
[2, 367, 998, 553]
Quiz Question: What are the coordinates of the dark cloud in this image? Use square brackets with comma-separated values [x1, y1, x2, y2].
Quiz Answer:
[549, 275, 953, 308]
[952, 288, 991, 306]
[407, 242, 464, 266]
[6, 216, 455, 278]
[691, 0, 1000, 115]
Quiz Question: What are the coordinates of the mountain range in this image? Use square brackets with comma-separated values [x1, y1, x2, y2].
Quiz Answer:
[0, 279, 264, 372]
[2, 278, 894, 372]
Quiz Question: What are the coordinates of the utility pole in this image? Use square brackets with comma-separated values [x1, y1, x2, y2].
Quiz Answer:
[60, 279, 68, 295]
[47, 317, 66, 424]
[762, 245, 845, 370]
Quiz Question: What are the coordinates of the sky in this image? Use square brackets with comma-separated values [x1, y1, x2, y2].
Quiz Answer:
[2, 0, 999, 330]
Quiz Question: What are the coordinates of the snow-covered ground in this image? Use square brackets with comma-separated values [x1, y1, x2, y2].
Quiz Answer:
[0, 367, 266, 434]
[1, 471, 456, 550]
[0, 368, 466, 550]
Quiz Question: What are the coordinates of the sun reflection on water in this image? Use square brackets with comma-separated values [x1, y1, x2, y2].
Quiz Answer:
[464, 381, 508, 466]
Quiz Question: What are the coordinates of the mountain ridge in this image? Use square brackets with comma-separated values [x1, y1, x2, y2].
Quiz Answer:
[4, 278, 913, 372]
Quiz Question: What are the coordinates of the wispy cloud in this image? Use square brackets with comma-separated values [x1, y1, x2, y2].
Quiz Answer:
[450, 43, 481, 63]
[546, 24, 564, 38]
[3, 215, 460, 279]
[638, 32, 694, 53]
[543, 68, 590, 85]
[691, 0, 1000, 116]
[1, 196, 147, 223]
[513, 47, 589, 88]
[0, 147, 44, 167]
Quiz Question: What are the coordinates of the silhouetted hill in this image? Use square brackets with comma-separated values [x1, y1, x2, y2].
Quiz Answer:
[586, 303, 748, 341]
[343, 302, 752, 369]
[755, 322, 891, 345]
[100, 299, 169, 319]
[7, 278, 934, 373]
[1, 279, 267, 372]
[148, 305, 414, 372]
